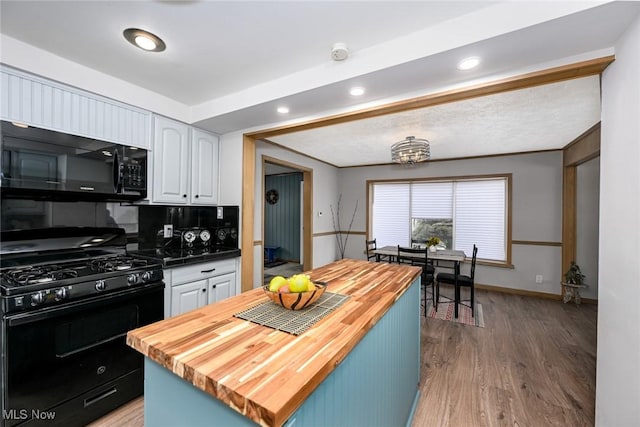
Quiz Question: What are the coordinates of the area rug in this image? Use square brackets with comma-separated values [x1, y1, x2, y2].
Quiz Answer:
[425, 298, 485, 328]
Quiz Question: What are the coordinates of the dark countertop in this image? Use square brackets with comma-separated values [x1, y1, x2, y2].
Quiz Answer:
[131, 246, 241, 268]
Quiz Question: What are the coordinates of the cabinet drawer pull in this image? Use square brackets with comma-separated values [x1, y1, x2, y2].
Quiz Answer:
[201, 268, 216, 273]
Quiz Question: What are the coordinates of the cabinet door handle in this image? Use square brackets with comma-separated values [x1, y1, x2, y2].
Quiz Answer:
[195, 194, 199, 198]
[212, 284, 217, 289]
[201, 268, 216, 273]
[202, 288, 206, 293]
[183, 194, 187, 198]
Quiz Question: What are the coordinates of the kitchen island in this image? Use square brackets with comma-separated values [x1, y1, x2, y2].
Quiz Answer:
[126, 259, 422, 427]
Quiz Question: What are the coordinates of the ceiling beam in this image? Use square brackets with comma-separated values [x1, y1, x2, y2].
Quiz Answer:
[248, 55, 614, 140]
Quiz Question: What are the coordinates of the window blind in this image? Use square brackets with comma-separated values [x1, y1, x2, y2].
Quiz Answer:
[372, 183, 410, 248]
[371, 177, 508, 262]
[454, 179, 506, 261]
[411, 182, 453, 218]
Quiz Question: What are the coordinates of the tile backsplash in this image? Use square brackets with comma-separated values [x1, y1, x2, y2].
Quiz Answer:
[137, 205, 239, 249]
[1, 201, 238, 250]
[1, 199, 138, 233]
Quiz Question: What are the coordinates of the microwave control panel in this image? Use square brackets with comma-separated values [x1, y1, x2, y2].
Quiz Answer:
[122, 162, 145, 190]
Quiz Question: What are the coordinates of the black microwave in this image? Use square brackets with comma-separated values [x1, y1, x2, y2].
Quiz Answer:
[0, 121, 147, 202]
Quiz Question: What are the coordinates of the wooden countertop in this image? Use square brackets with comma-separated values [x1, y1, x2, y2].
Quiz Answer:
[126, 259, 421, 427]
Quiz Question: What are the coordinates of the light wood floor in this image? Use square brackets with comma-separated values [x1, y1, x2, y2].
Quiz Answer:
[89, 289, 597, 427]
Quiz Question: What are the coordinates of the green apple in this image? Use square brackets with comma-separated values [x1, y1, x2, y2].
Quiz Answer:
[269, 276, 287, 292]
[289, 275, 309, 293]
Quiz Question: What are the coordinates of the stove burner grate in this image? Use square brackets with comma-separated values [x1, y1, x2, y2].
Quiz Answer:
[1, 256, 154, 289]
[4, 266, 79, 286]
[89, 256, 149, 273]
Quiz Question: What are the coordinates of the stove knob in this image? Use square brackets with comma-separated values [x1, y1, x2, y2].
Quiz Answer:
[54, 287, 69, 301]
[31, 291, 45, 306]
[142, 271, 153, 282]
[128, 274, 138, 285]
[95, 280, 106, 291]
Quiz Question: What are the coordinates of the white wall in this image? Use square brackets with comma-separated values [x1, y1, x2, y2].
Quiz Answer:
[576, 156, 599, 300]
[338, 151, 564, 294]
[252, 141, 340, 287]
[597, 13, 640, 426]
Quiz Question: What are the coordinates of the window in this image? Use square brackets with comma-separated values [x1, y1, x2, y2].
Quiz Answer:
[370, 176, 509, 263]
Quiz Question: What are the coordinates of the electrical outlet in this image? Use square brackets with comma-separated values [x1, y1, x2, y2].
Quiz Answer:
[217, 207, 224, 219]
[163, 224, 173, 238]
[535, 274, 543, 284]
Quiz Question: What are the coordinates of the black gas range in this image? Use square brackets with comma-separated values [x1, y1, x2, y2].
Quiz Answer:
[1, 227, 164, 427]
[1, 253, 163, 314]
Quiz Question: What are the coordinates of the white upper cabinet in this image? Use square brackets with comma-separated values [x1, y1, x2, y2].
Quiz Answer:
[152, 116, 190, 204]
[190, 128, 219, 204]
[151, 115, 219, 205]
[0, 66, 151, 149]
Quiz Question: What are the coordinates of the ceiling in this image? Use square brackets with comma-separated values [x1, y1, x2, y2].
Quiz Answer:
[1, 1, 639, 166]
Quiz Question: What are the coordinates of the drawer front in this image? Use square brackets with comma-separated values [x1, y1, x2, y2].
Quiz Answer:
[170, 258, 236, 285]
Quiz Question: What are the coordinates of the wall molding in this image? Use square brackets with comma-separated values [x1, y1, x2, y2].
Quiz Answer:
[313, 230, 366, 237]
[512, 240, 562, 247]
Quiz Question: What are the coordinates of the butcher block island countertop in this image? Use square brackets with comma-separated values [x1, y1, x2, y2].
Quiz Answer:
[127, 259, 422, 427]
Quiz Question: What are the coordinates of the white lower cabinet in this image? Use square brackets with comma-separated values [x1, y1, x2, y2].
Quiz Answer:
[170, 279, 208, 316]
[165, 258, 237, 318]
[207, 272, 234, 304]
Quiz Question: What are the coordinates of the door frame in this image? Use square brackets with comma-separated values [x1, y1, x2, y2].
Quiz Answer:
[261, 155, 313, 282]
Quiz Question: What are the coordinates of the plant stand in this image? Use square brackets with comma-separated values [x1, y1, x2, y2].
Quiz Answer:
[562, 282, 587, 305]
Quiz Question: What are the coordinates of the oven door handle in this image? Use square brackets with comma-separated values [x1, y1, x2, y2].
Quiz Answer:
[55, 332, 128, 359]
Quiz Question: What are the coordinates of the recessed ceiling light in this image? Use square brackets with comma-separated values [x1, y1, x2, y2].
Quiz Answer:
[123, 28, 166, 52]
[277, 106, 290, 114]
[457, 56, 481, 70]
[349, 87, 365, 96]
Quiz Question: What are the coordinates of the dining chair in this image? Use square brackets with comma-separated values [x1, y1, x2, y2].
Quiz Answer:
[366, 238, 392, 262]
[397, 245, 435, 316]
[436, 244, 478, 317]
[365, 239, 378, 261]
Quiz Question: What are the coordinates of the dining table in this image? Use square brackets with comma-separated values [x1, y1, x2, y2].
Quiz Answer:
[372, 245, 467, 318]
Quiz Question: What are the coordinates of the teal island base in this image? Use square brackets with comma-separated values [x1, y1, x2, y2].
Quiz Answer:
[144, 277, 421, 427]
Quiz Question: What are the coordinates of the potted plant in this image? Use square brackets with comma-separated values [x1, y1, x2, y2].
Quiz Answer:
[426, 236, 441, 252]
[564, 261, 586, 286]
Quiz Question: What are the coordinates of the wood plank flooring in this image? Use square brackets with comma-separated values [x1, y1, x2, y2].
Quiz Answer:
[412, 289, 597, 427]
[89, 289, 597, 427]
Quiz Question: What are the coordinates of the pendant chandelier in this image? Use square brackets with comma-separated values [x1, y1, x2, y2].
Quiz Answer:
[391, 136, 431, 165]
